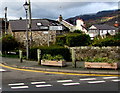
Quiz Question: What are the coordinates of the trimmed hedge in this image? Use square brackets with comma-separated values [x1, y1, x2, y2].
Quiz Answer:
[29, 46, 71, 61]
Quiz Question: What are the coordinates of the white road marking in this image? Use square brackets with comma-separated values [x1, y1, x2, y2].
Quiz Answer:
[0, 69, 6, 72]
[103, 77, 118, 79]
[11, 86, 29, 89]
[0, 88, 1, 90]
[88, 81, 105, 84]
[8, 83, 25, 86]
[80, 78, 96, 81]
[62, 82, 80, 86]
[36, 84, 52, 88]
[111, 79, 120, 82]
[57, 80, 73, 83]
[31, 82, 46, 84]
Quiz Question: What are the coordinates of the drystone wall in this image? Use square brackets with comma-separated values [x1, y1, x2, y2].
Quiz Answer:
[69, 46, 120, 61]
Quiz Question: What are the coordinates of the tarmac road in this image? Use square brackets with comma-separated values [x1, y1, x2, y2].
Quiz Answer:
[1, 66, 120, 92]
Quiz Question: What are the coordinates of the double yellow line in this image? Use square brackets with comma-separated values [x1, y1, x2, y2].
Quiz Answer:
[0, 63, 120, 77]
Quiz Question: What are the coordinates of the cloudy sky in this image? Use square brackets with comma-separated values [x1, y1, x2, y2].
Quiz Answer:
[0, 0, 119, 20]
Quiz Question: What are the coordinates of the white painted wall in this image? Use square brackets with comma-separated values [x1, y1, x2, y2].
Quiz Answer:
[75, 19, 87, 33]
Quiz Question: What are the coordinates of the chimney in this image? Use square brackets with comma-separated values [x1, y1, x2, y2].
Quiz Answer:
[114, 21, 119, 27]
[58, 15, 63, 22]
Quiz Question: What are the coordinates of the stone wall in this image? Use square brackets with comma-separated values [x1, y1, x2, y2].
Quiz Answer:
[70, 46, 120, 61]
[13, 30, 56, 46]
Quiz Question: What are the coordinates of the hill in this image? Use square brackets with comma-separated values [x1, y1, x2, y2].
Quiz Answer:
[65, 9, 120, 28]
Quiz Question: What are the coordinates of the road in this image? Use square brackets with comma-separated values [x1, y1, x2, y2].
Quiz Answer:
[0, 66, 120, 92]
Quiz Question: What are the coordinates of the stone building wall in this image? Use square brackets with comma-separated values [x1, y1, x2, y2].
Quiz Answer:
[70, 46, 120, 61]
[12, 30, 56, 46]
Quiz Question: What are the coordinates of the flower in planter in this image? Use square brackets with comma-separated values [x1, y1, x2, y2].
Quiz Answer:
[53, 55, 65, 61]
[42, 54, 65, 61]
[84, 57, 116, 63]
[42, 54, 53, 61]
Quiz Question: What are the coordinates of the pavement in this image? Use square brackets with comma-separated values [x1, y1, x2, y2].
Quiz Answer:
[0, 57, 120, 75]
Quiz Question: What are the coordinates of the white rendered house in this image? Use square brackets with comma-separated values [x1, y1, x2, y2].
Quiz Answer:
[88, 24, 118, 40]
[57, 15, 87, 33]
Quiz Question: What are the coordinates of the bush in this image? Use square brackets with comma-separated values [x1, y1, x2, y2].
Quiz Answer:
[56, 35, 66, 46]
[56, 33, 91, 47]
[84, 57, 116, 63]
[114, 32, 120, 40]
[73, 30, 83, 33]
[66, 33, 91, 47]
[92, 35, 120, 46]
[0, 35, 19, 54]
[42, 54, 64, 61]
[29, 45, 71, 61]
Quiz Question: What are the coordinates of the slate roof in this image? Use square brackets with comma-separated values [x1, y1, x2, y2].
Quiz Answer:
[91, 24, 118, 30]
[9, 19, 69, 32]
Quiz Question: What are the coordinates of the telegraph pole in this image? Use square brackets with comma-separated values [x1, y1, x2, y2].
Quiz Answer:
[28, 0, 32, 47]
[4, 7, 7, 35]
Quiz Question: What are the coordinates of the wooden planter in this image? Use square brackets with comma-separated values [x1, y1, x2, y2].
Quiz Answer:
[41, 60, 66, 67]
[85, 62, 120, 70]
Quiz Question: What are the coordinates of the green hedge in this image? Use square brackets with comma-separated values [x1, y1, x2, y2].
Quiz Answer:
[66, 33, 91, 47]
[56, 35, 66, 46]
[56, 33, 91, 47]
[29, 46, 71, 61]
[92, 35, 120, 46]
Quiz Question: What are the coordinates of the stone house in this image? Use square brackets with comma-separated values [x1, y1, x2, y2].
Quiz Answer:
[8, 19, 69, 46]
[88, 24, 118, 40]
[0, 18, 8, 37]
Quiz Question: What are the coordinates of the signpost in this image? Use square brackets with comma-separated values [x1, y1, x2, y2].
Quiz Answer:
[37, 49, 41, 65]
[19, 50, 23, 63]
[72, 48, 76, 68]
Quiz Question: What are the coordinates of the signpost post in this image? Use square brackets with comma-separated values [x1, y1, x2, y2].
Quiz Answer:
[37, 49, 41, 65]
[19, 50, 23, 63]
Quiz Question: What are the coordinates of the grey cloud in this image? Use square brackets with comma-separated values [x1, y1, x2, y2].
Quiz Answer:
[0, 1, 118, 20]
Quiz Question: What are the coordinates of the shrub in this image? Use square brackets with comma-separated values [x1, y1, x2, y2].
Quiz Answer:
[56, 35, 66, 46]
[92, 36, 120, 46]
[29, 45, 71, 61]
[84, 57, 116, 63]
[56, 33, 91, 47]
[42, 54, 64, 61]
[73, 30, 83, 34]
[66, 33, 91, 47]
[0, 35, 19, 54]
[42, 54, 53, 60]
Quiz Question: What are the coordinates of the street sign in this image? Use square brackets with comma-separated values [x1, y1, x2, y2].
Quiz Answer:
[43, 31, 49, 34]
[49, 26, 62, 30]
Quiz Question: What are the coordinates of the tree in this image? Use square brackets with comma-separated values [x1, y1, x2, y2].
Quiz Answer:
[0, 35, 19, 54]
[66, 33, 91, 47]
[73, 30, 83, 34]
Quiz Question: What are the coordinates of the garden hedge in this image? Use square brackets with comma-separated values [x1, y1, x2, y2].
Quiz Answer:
[92, 34, 120, 46]
[29, 46, 71, 61]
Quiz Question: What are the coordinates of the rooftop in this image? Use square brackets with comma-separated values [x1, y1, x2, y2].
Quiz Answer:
[91, 24, 118, 30]
[9, 19, 68, 32]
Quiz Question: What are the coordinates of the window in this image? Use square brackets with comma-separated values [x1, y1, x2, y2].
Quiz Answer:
[37, 23, 42, 26]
